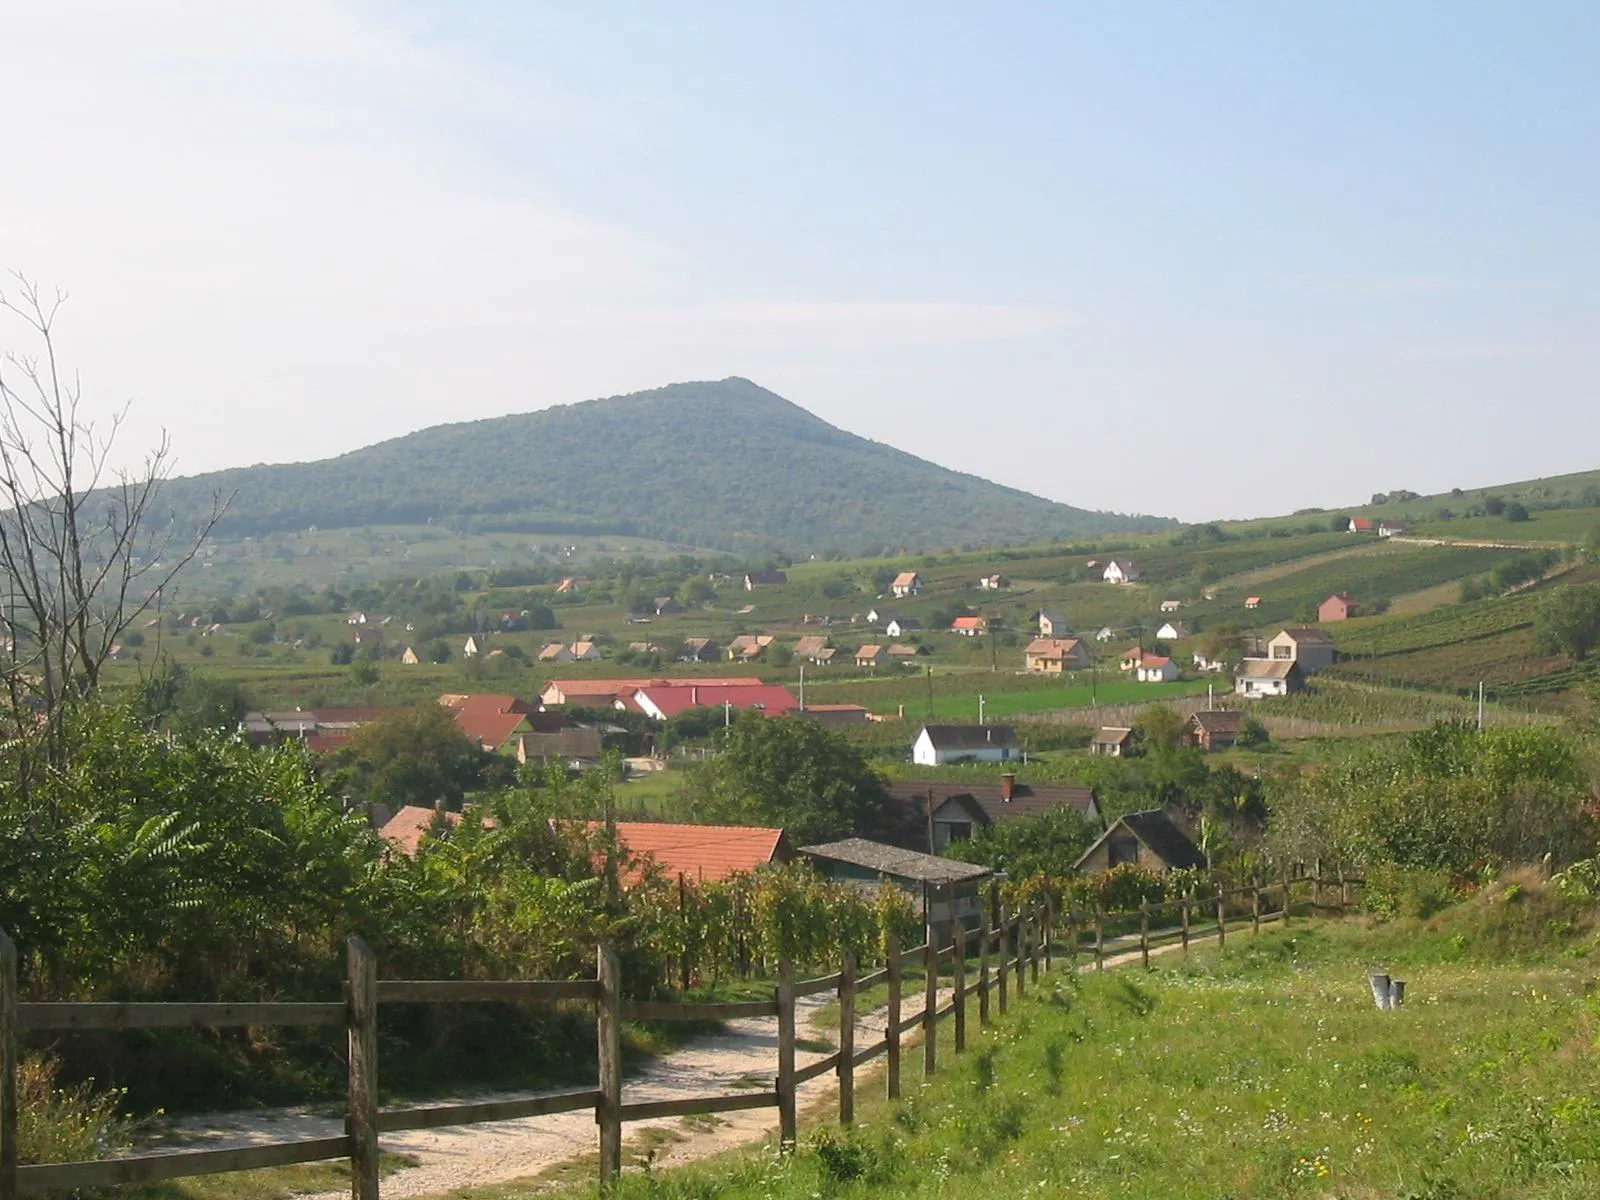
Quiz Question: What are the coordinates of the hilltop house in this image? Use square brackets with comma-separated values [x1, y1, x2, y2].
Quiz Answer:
[951, 615, 989, 637]
[1103, 560, 1141, 584]
[1155, 620, 1189, 641]
[727, 634, 774, 661]
[800, 837, 990, 943]
[463, 635, 482, 658]
[887, 643, 921, 661]
[978, 573, 1009, 590]
[1235, 658, 1304, 697]
[628, 682, 799, 721]
[1187, 710, 1244, 752]
[891, 571, 923, 598]
[1244, 596, 1262, 610]
[678, 637, 720, 663]
[855, 644, 888, 668]
[912, 724, 1019, 766]
[1024, 637, 1089, 673]
[1379, 521, 1408, 538]
[885, 618, 921, 638]
[1095, 625, 1115, 641]
[1118, 646, 1144, 671]
[1348, 518, 1376, 534]
[652, 597, 683, 616]
[1074, 810, 1206, 875]
[743, 570, 788, 590]
[401, 646, 420, 665]
[568, 641, 602, 662]
[793, 635, 832, 663]
[1160, 600, 1182, 613]
[1037, 608, 1070, 637]
[1318, 594, 1358, 622]
[1090, 726, 1135, 757]
[538, 642, 571, 663]
[1136, 654, 1178, 683]
[1268, 627, 1336, 673]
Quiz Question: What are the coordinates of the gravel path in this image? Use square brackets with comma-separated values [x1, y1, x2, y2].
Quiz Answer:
[153, 983, 950, 1199]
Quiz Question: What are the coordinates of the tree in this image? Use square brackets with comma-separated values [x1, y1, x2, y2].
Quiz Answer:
[1135, 704, 1187, 751]
[0, 278, 225, 799]
[682, 714, 889, 843]
[332, 706, 489, 812]
[1483, 495, 1506, 516]
[1505, 501, 1530, 523]
[946, 806, 1095, 881]
[1534, 584, 1600, 661]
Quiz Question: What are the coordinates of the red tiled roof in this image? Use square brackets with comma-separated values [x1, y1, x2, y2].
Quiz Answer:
[545, 677, 764, 703]
[440, 693, 534, 714]
[951, 616, 987, 630]
[452, 708, 529, 750]
[632, 683, 800, 719]
[1140, 654, 1173, 669]
[606, 821, 791, 884]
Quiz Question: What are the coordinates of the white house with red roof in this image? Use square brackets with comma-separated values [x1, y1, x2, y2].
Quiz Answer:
[1135, 654, 1178, 683]
[628, 683, 800, 721]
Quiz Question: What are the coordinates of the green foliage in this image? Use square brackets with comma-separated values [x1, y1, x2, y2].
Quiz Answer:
[1134, 703, 1185, 750]
[1270, 722, 1595, 878]
[1534, 583, 1600, 661]
[330, 705, 491, 811]
[946, 806, 1095, 882]
[153, 379, 1168, 556]
[16, 1055, 132, 1165]
[681, 714, 891, 843]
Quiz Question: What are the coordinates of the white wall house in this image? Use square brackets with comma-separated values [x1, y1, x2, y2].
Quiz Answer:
[891, 572, 923, 598]
[1155, 621, 1188, 641]
[463, 635, 481, 657]
[912, 724, 1020, 766]
[1103, 560, 1141, 584]
[1135, 655, 1178, 683]
[885, 619, 920, 638]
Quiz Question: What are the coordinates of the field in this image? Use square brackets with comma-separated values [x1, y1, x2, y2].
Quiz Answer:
[520, 882, 1600, 1200]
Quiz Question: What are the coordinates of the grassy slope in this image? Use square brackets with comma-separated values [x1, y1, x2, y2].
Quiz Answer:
[533, 883, 1600, 1200]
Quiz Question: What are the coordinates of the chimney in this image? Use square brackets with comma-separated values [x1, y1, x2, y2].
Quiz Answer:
[1000, 773, 1016, 802]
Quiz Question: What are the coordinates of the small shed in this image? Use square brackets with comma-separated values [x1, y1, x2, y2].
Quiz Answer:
[801, 836, 991, 944]
[1074, 810, 1206, 876]
[1090, 726, 1135, 757]
[1187, 710, 1244, 752]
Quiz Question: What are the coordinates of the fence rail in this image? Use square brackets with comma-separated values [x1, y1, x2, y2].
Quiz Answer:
[0, 867, 1351, 1198]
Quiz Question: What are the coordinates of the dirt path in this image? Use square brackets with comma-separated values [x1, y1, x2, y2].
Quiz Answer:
[152, 983, 952, 1199]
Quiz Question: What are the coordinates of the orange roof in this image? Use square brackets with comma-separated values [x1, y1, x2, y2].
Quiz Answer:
[452, 708, 529, 750]
[607, 821, 790, 884]
[951, 616, 987, 630]
[440, 693, 534, 713]
[545, 677, 764, 701]
[1140, 654, 1173, 669]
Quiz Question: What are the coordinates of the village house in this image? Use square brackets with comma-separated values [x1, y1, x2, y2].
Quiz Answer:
[1268, 627, 1336, 673]
[1117, 646, 1144, 671]
[1155, 620, 1189, 641]
[628, 682, 800, 721]
[726, 634, 774, 661]
[539, 677, 765, 708]
[1160, 600, 1182, 613]
[678, 637, 721, 663]
[1192, 650, 1231, 674]
[1187, 710, 1244, 752]
[652, 597, 683, 616]
[1378, 521, 1408, 538]
[912, 724, 1020, 766]
[978, 573, 1009, 590]
[891, 571, 923, 598]
[1090, 726, 1135, 757]
[792, 634, 832, 663]
[885, 618, 921, 638]
[1318, 593, 1359, 622]
[401, 646, 420, 665]
[886, 776, 1099, 852]
[1136, 654, 1178, 683]
[538, 642, 571, 663]
[855, 644, 887, 668]
[799, 703, 870, 727]
[240, 706, 381, 751]
[743, 570, 788, 590]
[517, 727, 605, 770]
[463, 635, 482, 658]
[567, 641, 602, 662]
[1103, 560, 1141, 584]
[1095, 625, 1115, 641]
[628, 641, 665, 655]
[951, 615, 989, 636]
[1244, 596, 1262, 610]
[1074, 810, 1206, 875]
[800, 837, 990, 944]
[1037, 608, 1070, 637]
[1347, 517, 1376, 534]
[887, 643, 921, 662]
[1235, 658, 1305, 697]
[609, 822, 793, 884]
[1024, 636, 1090, 673]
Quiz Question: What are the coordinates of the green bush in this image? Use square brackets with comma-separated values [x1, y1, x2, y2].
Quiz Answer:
[1364, 863, 1461, 920]
[17, 1055, 131, 1164]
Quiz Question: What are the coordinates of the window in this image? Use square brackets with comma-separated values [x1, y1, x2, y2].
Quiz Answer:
[1109, 835, 1139, 867]
[1273, 645, 1292, 659]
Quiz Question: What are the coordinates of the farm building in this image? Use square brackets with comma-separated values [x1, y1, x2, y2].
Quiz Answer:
[1074, 810, 1206, 875]
[1103, 560, 1141, 584]
[891, 572, 923, 598]
[1090, 726, 1135, 757]
[912, 724, 1019, 766]
[1187, 710, 1244, 752]
[951, 616, 989, 636]
[800, 837, 990, 944]
[1318, 594, 1358, 622]
[1267, 627, 1336, 673]
[886, 777, 1099, 852]
[1235, 659, 1304, 697]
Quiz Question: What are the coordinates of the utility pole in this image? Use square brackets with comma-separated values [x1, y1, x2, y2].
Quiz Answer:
[799, 664, 806, 711]
[1478, 681, 1484, 731]
[978, 694, 986, 726]
[724, 699, 732, 729]
[926, 665, 934, 719]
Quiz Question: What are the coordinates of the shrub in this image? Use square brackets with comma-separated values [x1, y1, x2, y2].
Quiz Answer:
[17, 1055, 131, 1164]
[1364, 863, 1460, 920]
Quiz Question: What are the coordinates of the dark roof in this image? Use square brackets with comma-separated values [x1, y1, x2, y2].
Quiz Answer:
[801, 837, 992, 885]
[1190, 710, 1244, 734]
[520, 729, 604, 760]
[885, 780, 1096, 827]
[918, 724, 1019, 750]
[1074, 810, 1207, 872]
[745, 570, 788, 585]
[1277, 627, 1334, 644]
[1092, 726, 1134, 745]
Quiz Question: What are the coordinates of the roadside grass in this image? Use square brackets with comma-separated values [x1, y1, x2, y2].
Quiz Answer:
[124, 1150, 417, 1200]
[522, 883, 1600, 1200]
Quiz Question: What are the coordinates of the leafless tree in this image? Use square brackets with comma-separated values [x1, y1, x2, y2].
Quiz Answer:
[0, 274, 227, 799]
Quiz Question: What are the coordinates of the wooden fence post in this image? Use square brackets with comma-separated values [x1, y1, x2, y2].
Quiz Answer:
[1, 928, 17, 1200]
[996, 902, 1009, 1014]
[1014, 909, 1027, 997]
[1094, 906, 1105, 971]
[953, 922, 967, 1053]
[596, 945, 623, 1186]
[886, 935, 902, 1100]
[1043, 896, 1054, 972]
[1215, 886, 1226, 951]
[1281, 869, 1291, 927]
[1067, 903, 1079, 967]
[1251, 885, 1261, 936]
[837, 950, 855, 1126]
[1313, 858, 1322, 912]
[776, 957, 797, 1150]
[346, 937, 379, 1200]
[1181, 889, 1191, 957]
[1030, 904, 1042, 983]
[1139, 900, 1150, 971]
[1338, 865, 1348, 911]
[977, 913, 991, 1027]
[923, 938, 938, 1076]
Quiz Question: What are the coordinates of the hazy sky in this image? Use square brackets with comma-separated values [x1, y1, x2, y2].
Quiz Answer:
[4, 2, 1597, 522]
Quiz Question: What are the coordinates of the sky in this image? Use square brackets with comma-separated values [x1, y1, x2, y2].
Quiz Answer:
[2, 1, 1597, 522]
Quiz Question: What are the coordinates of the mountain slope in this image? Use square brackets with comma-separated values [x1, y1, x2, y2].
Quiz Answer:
[161, 379, 1168, 554]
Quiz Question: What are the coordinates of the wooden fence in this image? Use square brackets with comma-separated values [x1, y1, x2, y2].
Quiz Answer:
[0, 868, 1352, 1197]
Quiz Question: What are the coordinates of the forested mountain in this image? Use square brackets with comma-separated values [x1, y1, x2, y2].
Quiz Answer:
[159, 379, 1169, 554]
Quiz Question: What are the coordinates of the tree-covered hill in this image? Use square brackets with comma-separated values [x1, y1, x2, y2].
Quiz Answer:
[158, 379, 1168, 554]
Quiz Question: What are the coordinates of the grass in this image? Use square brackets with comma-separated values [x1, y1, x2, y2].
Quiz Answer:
[507, 881, 1600, 1200]
[124, 1152, 418, 1200]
